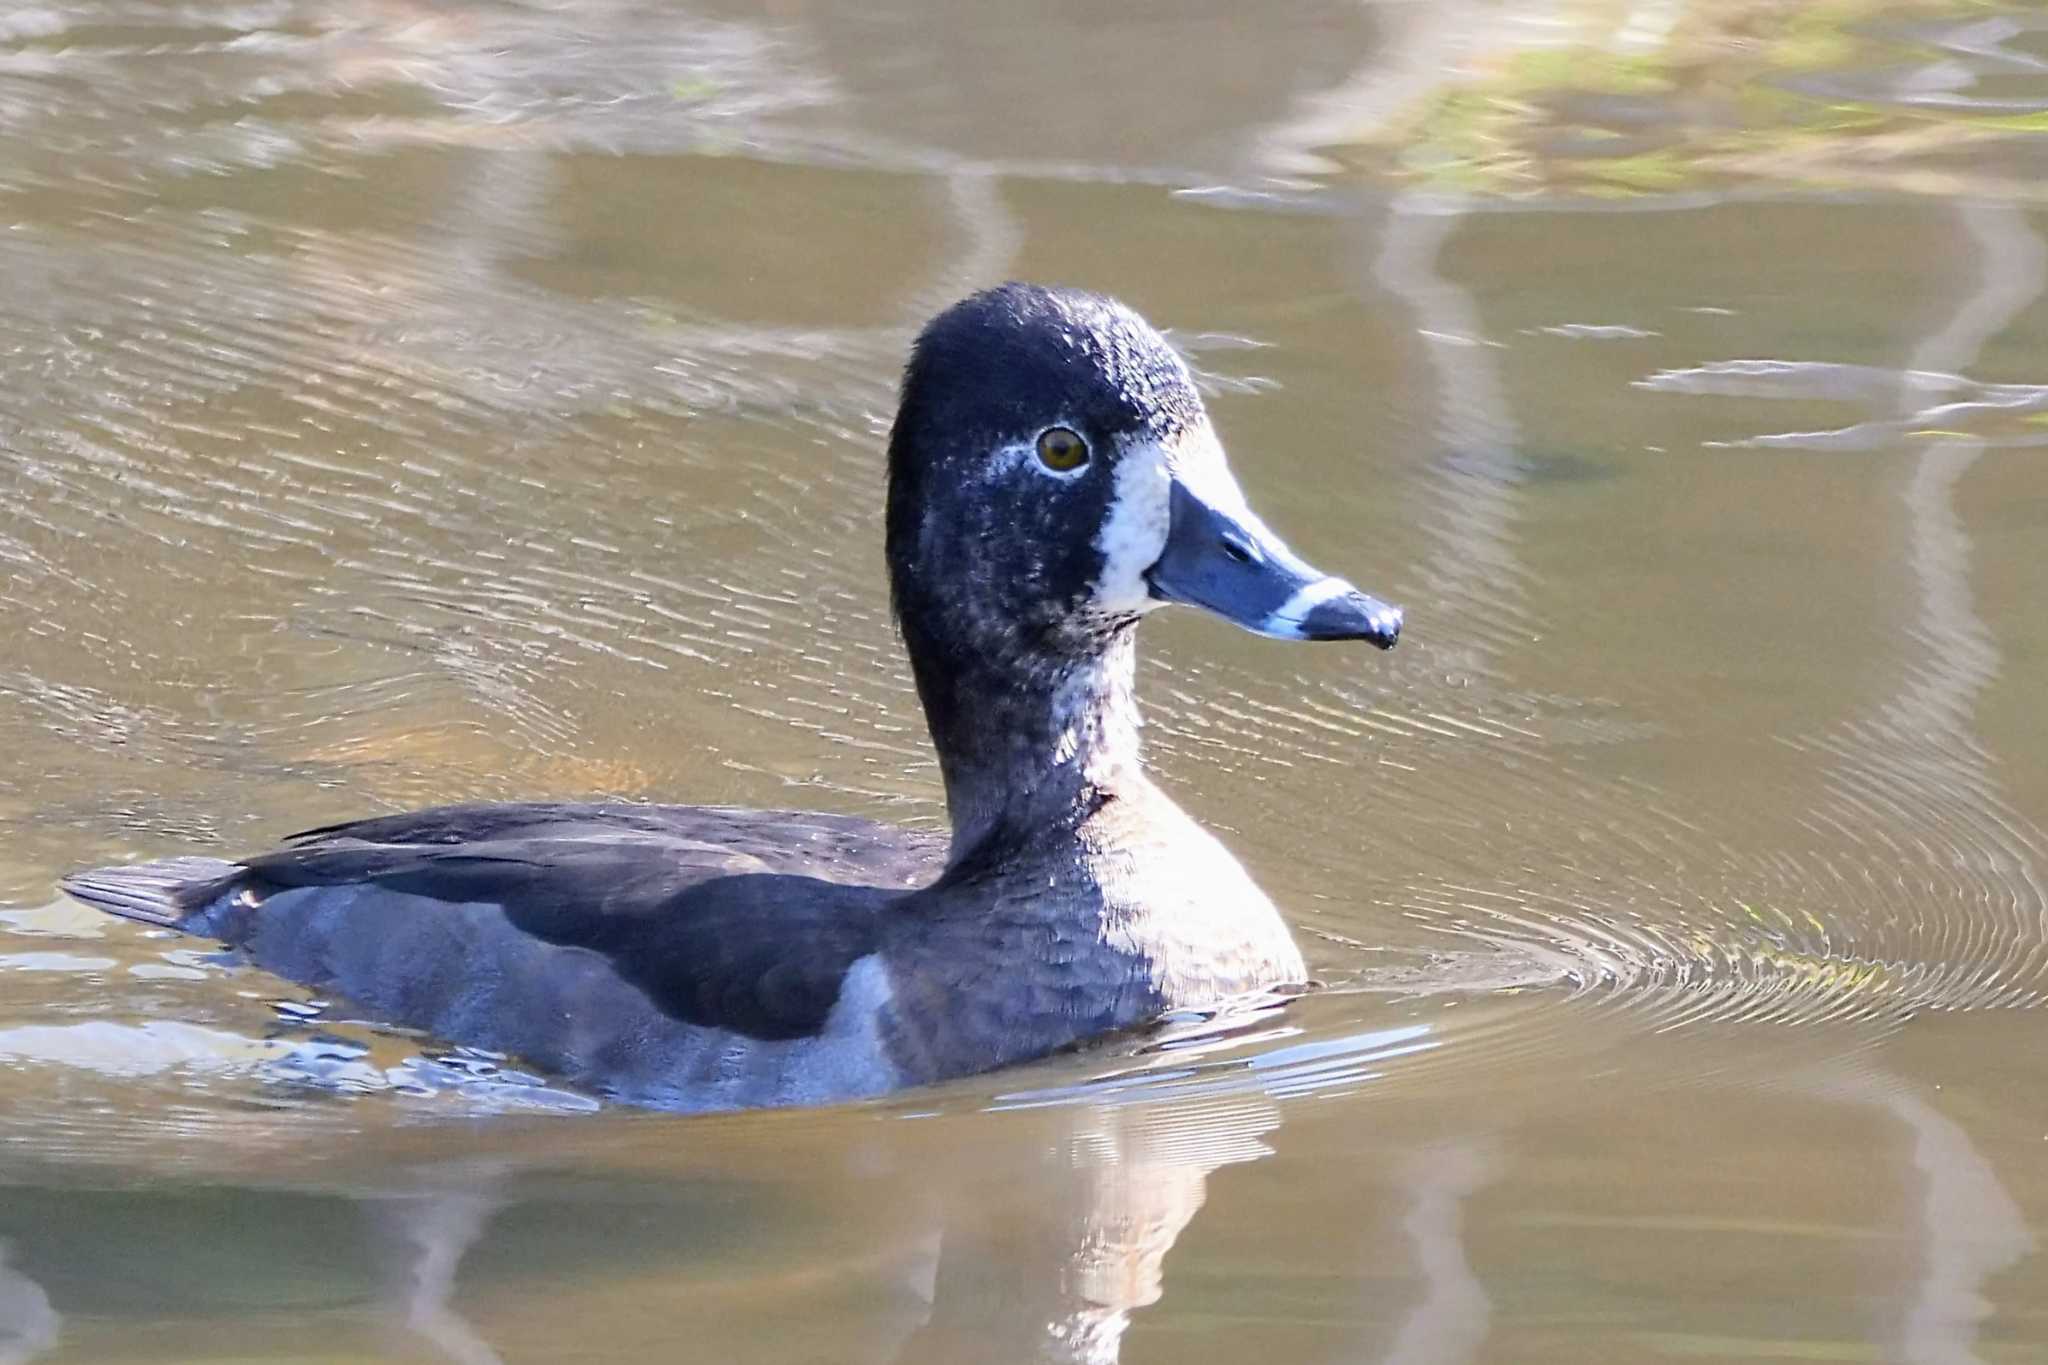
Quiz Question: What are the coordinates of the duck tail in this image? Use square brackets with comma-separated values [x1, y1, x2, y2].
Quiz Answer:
[60, 857, 242, 930]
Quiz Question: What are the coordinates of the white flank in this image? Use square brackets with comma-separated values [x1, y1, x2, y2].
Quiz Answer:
[717, 951, 902, 1107]
[625, 948, 905, 1108]
[823, 953, 897, 1043]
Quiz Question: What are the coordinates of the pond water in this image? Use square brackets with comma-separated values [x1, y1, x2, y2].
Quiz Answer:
[3, 2, 2048, 1361]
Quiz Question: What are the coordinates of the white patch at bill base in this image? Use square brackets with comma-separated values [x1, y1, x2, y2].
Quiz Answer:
[1091, 437, 1173, 613]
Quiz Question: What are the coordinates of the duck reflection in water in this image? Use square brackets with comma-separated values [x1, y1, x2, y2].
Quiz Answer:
[357, 1093, 1299, 1365]
[0, 1242, 58, 1365]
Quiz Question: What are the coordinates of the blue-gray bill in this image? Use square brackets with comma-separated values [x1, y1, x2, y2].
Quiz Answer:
[1144, 478, 1402, 649]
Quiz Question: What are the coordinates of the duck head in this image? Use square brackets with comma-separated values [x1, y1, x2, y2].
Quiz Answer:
[885, 283, 1400, 839]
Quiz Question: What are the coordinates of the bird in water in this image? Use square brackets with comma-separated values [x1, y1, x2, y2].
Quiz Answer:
[64, 283, 1402, 1111]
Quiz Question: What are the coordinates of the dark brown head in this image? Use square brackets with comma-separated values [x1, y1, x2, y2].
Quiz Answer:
[886, 283, 1400, 700]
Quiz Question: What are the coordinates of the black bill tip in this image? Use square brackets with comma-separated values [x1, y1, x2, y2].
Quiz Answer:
[1274, 581, 1402, 648]
[1305, 594, 1403, 648]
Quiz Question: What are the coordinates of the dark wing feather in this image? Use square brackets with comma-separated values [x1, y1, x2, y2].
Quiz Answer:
[220, 802, 945, 1041]
[61, 856, 241, 927]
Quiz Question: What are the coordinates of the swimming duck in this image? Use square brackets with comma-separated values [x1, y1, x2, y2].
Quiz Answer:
[64, 283, 1401, 1110]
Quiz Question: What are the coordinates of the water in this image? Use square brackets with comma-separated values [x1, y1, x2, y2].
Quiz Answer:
[3, 2, 2047, 1360]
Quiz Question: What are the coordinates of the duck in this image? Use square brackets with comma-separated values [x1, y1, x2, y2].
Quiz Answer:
[63, 283, 1402, 1111]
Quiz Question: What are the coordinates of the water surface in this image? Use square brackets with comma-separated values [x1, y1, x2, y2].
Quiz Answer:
[3, 2, 2048, 1361]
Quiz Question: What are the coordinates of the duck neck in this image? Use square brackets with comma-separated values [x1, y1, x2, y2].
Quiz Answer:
[907, 625, 1148, 862]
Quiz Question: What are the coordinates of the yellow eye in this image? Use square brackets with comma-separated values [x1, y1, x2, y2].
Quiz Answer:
[1035, 426, 1089, 472]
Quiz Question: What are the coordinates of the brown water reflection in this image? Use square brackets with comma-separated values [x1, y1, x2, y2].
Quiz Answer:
[4, 1, 2048, 1361]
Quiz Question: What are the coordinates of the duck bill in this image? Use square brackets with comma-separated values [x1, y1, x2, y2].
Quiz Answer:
[1144, 478, 1401, 648]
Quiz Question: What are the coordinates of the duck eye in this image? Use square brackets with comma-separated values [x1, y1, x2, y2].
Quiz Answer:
[1035, 426, 1089, 473]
